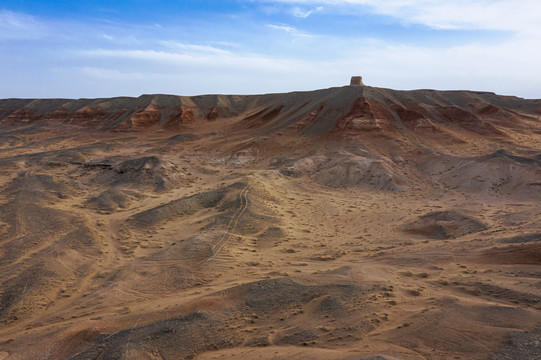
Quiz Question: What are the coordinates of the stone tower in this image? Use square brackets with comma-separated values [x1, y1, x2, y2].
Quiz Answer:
[350, 76, 364, 86]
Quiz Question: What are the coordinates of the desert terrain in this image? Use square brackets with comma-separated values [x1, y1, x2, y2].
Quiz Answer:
[0, 84, 540, 359]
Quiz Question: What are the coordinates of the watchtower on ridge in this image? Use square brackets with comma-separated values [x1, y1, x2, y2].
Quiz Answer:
[350, 76, 364, 86]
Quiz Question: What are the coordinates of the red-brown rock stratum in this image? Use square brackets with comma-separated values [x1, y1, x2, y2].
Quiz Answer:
[0, 84, 540, 359]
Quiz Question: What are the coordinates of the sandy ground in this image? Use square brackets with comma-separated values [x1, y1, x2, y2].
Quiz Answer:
[0, 86, 540, 359]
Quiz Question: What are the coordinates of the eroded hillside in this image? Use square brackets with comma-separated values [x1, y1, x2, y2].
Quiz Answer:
[0, 85, 540, 359]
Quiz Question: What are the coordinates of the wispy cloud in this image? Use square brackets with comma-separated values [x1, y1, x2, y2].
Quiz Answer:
[158, 41, 231, 55]
[255, 0, 541, 34]
[77, 66, 146, 80]
[101, 34, 115, 41]
[62, 47, 323, 97]
[72, 29, 541, 98]
[77, 48, 304, 72]
[267, 24, 313, 37]
[1, 4, 540, 99]
[0, 10, 48, 40]
[291, 6, 323, 18]
[267, 24, 297, 32]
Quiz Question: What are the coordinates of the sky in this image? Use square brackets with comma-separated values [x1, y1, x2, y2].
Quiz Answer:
[0, 0, 540, 99]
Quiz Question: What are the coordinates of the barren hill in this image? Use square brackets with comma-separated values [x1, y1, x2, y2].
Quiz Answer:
[0, 85, 540, 359]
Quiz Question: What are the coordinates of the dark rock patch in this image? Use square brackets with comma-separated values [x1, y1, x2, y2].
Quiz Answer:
[403, 210, 487, 239]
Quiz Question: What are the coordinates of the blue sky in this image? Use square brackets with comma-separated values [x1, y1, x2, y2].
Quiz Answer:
[1, 0, 540, 98]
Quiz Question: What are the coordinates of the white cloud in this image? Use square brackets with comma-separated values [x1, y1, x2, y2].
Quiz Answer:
[101, 34, 115, 41]
[316, 34, 541, 98]
[291, 7, 312, 17]
[291, 6, 323, 18]
[267, 24, 297, 32]
[77, 66, 146, 80]
[72, 30, 541, 98]
[256, 0, 541, 34]
[1, 5, 540, 99]
[0, 10, 48, 40]
[158, 41, 231, 54]
[267, 24, 313, 37]
[60, 46, 325, 97]
[78, 48, 305, 73]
